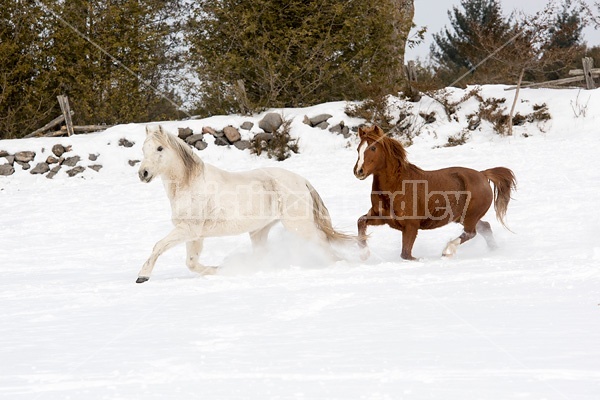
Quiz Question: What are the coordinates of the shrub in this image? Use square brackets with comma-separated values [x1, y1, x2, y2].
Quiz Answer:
[250, 118, 298, 161]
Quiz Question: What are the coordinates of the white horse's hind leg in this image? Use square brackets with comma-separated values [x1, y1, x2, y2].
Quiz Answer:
[186, 238, 218, 276]
[280, 217, 338, 261]
[137, 227, 191, 283]
[249, 221, 277, 253]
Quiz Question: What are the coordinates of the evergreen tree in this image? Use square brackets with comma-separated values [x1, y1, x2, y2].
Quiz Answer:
[540, 1, 585, 80]
[0, 0, 56, 139]
[1, 0, 186, 139]
[431, 0, 516, 84]
[47, 0, 187, 125]
[186, 0, 414, 115]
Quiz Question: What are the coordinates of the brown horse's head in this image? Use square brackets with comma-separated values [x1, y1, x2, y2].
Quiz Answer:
[353, 125, 408, 180]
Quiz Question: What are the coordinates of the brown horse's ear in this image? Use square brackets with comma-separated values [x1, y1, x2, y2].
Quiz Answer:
[358, 126, 365, 139]
[373, 125, 384, 137]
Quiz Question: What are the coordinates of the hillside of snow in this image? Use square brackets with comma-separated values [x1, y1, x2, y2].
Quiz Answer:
[1, 85, 599, 399]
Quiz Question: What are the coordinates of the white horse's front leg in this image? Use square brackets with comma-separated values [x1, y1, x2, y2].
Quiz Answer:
[186, 239, 218, 276]
[137, 227, 191, 283]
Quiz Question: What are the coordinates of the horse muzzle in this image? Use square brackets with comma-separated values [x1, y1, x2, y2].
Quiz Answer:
[138, 168, 154, 183]
[354, 167, 367, 180]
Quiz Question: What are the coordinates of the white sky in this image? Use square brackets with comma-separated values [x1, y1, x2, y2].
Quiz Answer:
[406, 0, 600, 60]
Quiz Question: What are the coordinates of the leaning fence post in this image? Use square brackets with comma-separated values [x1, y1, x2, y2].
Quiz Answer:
[57, 95, 75, 136]
[582, 57, 596, 90]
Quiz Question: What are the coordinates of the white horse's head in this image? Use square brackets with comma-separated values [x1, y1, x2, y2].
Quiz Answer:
[138, 125, 202, 185]
[139, 125, 175, 183]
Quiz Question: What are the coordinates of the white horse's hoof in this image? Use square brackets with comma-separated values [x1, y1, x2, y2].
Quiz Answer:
[136, 276, 150, 283]
[199, 266, 219, 276]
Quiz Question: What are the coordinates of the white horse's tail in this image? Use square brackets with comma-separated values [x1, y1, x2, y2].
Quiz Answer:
[306, 183, 357, 243]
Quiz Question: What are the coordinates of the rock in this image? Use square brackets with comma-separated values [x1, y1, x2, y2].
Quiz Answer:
[16, 161, 30, 170]
[178, 127, 194, 140]
[15, 151, 35, 163]
[233, 140, 251, 150]
[89, 153, 98, 161]
[258, 113, 283, 133]
[214, 136, 229, 146]
[88, 164, 103, 172]
[314, 121, 329, 130]
[66, 166, 85, 177]
[5, 155, 15, 166]
[194, 141, 208, 151]
[46, 156, 59, 164]
[30, 162, 50, 175]
[468, 116, 481, 131]
[185, 134, 204, 145]
[46, 165, 61, 179]
[0, 164, 15, 176]
[254, 132, 274, 142]
[128, 160, 140, 166]
[240, 121, 254, 130]
[329, 123, 343, 134]
[309, 114, 332, 127]
[52, 144, 65, 157]
[223, 126, 241, 143]
[0, 150, 9, 157]
[202, 126, 217, 136]
[62, 155, 81, 167]
[419, 111, 436, 124]
[118, 138, 134, 148]
[329, 123, 351, 138]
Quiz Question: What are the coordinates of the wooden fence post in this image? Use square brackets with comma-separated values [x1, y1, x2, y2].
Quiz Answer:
[403, 60, 421, 101]
[404, 60, 418, 83]
[582, 57, 596, 90]
[57, 95, 75, 136]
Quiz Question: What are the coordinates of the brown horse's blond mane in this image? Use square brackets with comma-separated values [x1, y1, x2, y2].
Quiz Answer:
[152, 130, 203, 186]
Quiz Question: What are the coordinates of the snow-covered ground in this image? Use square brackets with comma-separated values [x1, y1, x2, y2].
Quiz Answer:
[1, 86, 599, 399]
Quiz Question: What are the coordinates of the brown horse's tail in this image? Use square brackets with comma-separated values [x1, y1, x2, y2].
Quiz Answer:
[306, 183, 357, 243]
[482, 167, 517, 230]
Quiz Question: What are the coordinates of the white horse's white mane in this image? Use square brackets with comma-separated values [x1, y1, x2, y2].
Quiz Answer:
[151, 129, 203, 187]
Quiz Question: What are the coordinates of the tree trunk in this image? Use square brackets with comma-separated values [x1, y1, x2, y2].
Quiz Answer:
[508, 68, 525, 136]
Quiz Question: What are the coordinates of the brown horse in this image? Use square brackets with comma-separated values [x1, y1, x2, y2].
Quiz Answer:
[353, 125, 516, 260]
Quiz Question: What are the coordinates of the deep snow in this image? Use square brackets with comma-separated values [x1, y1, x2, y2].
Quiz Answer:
[1, 86, 599, 399]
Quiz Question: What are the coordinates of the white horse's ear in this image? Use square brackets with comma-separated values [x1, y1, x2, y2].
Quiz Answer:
[158, 125, 166, 137]
[145, 125, 151, 136]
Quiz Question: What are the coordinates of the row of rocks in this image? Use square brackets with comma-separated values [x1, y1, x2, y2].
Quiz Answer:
[177, 112, 352, 153]
[177, 126, 251, 151]
[303, 113, 352, 137]
[0, 144, 102, 178]
[1, 113, 356, 177]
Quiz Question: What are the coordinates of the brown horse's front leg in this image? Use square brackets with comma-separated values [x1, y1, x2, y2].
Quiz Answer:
[400, 224, 419, 261]
[357, 210, 386, 260]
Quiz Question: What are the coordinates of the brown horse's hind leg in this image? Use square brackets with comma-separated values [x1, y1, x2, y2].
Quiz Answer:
[442, 230, 476, 257]
[477, 220, 498, 250]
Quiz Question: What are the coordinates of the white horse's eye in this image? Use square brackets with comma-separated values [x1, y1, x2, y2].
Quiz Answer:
[157, 146, 163, 152]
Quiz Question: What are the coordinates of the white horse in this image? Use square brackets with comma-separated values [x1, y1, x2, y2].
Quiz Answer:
[135, 125, 353, 283]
